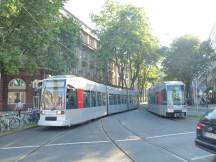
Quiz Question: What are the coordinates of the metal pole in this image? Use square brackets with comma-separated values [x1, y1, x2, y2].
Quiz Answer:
[206, 71, 208, 109]
[196, 79, 198, 111]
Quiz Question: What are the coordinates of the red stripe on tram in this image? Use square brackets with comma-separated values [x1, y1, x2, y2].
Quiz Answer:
[77, 89, 84, 109]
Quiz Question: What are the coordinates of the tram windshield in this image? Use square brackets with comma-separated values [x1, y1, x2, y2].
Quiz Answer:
[41, 80, 65, 110]
[167, 85, 184, 105]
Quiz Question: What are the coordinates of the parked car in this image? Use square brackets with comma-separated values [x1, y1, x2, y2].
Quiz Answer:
[195, 108, 216, 153]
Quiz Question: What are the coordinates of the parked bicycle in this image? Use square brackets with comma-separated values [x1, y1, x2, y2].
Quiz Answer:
[0, 113, 10, 132]
[25, 109, 40, 123]
[8, 113, 20, 129]
[0, 112, 20, 131]
[8, 111, 29, 129]
[0, 109, 39, 133]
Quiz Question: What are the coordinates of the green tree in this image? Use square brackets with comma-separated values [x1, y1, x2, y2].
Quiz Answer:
[163, 35, 213, 94]
[92, 0, 159, 88]
[137, 64, 161, 102]
[44, 16, 81, 74]
[198, 40, 216, 73]
[0, 0, 80, 75]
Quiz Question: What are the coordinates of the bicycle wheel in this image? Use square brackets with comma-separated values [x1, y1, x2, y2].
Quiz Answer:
[22, 114, 29, 125]
[9, 118, 20, 129]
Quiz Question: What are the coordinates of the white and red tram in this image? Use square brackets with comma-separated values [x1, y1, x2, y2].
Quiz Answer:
[147, 81, 187, 117]
[38, 75, 138, 126]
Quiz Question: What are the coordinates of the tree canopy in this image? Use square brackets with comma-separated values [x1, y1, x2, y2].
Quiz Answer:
[162, 34, 215, 94]
[0, 0, 80, 75]
[92, 0, 160, 88]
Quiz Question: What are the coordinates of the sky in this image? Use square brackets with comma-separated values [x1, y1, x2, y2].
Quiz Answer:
[64, 0, 216, 46]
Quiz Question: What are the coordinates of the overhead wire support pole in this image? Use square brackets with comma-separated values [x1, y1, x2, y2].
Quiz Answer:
[195, 79, 198, 112]
[206, 70, 209, 109]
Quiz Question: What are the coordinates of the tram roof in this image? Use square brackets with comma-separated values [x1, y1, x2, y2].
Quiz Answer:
[46, 75, 105, 89]
[164, 81, 184, 85]
[44, 75, 137, 92]
[149, 81, 184, 91]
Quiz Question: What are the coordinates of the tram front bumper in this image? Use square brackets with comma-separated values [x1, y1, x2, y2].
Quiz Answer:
[38, 115, 69, 126]
[166, 111, 187, 117]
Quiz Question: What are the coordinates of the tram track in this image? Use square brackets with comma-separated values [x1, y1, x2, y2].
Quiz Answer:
[16, 130, 67, 162]
[100, 119, 135, 162]
[116, 117, 191, 162]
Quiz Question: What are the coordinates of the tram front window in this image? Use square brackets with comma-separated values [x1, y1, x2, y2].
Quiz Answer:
[167, 85, 184, 105]
[41, 80, 65, 110]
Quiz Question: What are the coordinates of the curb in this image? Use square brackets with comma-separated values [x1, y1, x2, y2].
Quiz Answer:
[187, 111, 205, 119]
[187, 114, 203, 119]
[0, 123, 38, 137]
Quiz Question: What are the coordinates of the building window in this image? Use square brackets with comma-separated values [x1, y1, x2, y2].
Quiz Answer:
[81, 32, 88, 45]
[89, 37, 94, 47]
[93, 40, 97, 49]
[8, 78, 26, 90]
[8, 92, 25, 104]
[8, 78, 26, 104]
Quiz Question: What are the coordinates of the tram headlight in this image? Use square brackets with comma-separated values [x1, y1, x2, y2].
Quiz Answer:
[40, 111, 45, 115]
[167, 109, 173, 112]
[167, 105, 173, 112]
[56, 110, 64, 115]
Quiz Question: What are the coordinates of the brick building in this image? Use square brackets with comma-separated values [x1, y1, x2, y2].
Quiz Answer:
[0, 70, 48, 110]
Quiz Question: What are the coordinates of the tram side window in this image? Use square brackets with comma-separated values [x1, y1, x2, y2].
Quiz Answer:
[97, 92, 102, 106]
[102, 93, 107, 106]
[116, 94, 118, 104]
[91, 91, 96, 107]
[66, 88, 77, 109]
[153, 93, 156, 104]
[121, 95, 124, 104]
[162, 89, 167, 105]
[84, 91, 91, 108]
[132, 96, 134, 104]
[149, 92, 156, 104]
[114, 94, 117, 105]
[130, 96, 133, 104]
[109, 94, 114, 105]
[133, 96, 136, 104]
[124, 95, 127, 104]
[118, 94, 121, 104]
[113, 94, 115, 105]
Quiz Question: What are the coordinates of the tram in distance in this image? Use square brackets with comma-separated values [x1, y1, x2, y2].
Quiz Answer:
[38, 75, 138, 126]
[147, 81, 187, 117]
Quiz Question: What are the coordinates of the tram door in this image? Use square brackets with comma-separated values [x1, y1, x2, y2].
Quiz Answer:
[33, 95, 40, 110]
[32, 79, 42, 110]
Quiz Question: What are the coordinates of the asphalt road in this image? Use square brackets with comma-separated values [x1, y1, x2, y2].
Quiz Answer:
[0, 108, 215, 162]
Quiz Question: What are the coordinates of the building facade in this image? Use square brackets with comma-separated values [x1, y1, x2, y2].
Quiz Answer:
[0, 8, 122, 111]
[0, 9, 105, 111]
[0, 70, 48, 110]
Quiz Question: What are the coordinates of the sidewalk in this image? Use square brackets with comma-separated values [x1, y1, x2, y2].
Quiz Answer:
[140, 103, 216, 117]
[187, 104, 216, 117]
[0, 110, 38, 136]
